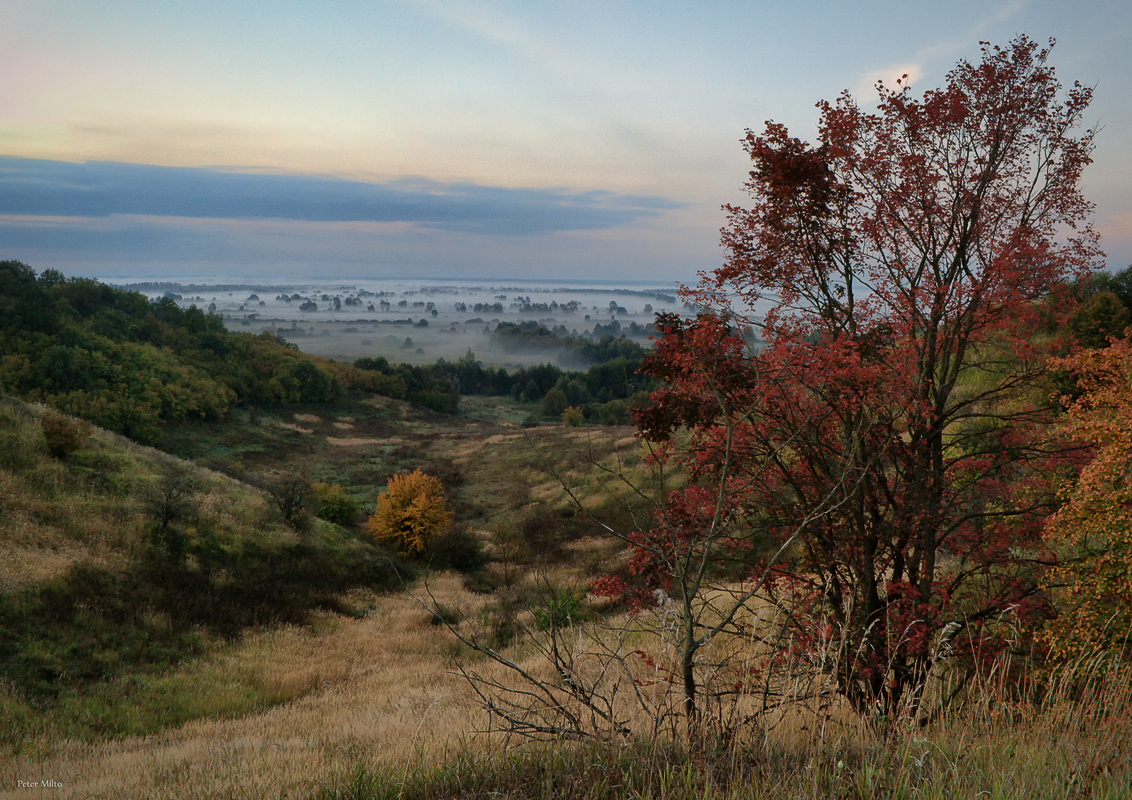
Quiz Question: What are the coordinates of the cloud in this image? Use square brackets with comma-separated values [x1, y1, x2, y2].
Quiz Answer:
[851, 0, 1029, 103]
[0, 156, 683, 236]
[853, 63, 926, 104]
[0, 210, 710, 282]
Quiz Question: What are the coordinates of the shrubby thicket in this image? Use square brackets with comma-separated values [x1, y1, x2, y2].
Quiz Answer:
[0, 261, 343, 441]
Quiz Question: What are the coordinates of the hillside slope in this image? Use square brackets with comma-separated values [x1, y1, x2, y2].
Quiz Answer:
[0, 394, 405, 750]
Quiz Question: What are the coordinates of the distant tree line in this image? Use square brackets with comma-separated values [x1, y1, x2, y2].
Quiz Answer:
[489, 319, 653, 367]
[1061, 265, 1132, 349]
[355, 342, 653, 424]
[0, 261, 347, 441]
[0, 262, 659, 438]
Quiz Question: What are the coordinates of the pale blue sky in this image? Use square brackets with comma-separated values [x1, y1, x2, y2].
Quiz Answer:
[1, 0, 1129, 281]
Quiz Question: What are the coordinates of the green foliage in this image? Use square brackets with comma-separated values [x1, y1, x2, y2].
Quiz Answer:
[351, 358, 458, 413]
[429, 343, 653, 414]
[489, 320, 651, 366]
[144, 467, 198, 564]
[267, 472, 312, 534]
[588, 398, 632, 425]
[0, 262, 357, 442]
[312, 481, 362, 527]
[426, 603, 461, 627]
[561, 405, 585, 427]
[539, 387, 568, 418]
[531, 584, 589, 630]
[1072, 265, 1132, 310]
[425, 526, 486, 573]
[1068, 290, 1131, 348]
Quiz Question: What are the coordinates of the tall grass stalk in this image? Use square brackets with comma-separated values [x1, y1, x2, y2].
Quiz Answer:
[312, 653, 1132, 800]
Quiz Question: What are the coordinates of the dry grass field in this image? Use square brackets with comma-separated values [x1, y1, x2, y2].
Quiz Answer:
[3, 573, 508, 799]
[0, 392, 651, 797]
[3, 393, 1132, 799]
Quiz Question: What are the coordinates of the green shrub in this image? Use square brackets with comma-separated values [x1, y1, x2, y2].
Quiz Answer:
[426, 603, 461, 627]
[268, 472, 311, 534]
[540, 388, 568, 418]
[1069, 290, 1131, 348]
[312, 482, 361, 527]
[144, 467, 197, 564]
[426, 526, 486, 573]
[532, 585, 589, 631]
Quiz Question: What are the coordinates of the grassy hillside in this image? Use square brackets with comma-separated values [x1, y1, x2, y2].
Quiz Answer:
[4, 388, 1130, 798]
[0, 377, 654, 747]
[0, 260, 464, 444]
[4, 262, 1132, 798]
[0, 394, 411, 752]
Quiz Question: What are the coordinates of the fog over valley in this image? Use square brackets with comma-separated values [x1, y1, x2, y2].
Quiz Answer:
[117, 278, 689, 369]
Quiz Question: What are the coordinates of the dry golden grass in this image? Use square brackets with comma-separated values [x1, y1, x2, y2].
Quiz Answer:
[0, 404, 686, 797]
[324, 436, 401, 447]
[0, 422, 149, 589]
[0, 573, 504, 799]
[275, 422, 314, 434]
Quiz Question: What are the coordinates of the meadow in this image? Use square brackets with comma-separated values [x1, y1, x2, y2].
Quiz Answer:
[3, 388, 1131, 799]
[0, 388, 638, 797]
[3, 264, 1132, 798]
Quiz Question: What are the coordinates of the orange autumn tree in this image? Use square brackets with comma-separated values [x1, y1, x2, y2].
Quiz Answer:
[366, 469, 451, 557]
[1044, 335, 1132, 658]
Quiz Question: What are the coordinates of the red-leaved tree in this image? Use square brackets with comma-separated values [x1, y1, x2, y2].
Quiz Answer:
[625, 37, 1100, 723]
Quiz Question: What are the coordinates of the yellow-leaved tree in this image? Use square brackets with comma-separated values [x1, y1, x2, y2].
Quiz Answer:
[1044, 335, 1132, 659]
[366, 469, 450, 557]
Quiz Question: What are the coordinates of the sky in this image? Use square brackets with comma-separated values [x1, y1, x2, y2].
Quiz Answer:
[1, 0, 1130, 284]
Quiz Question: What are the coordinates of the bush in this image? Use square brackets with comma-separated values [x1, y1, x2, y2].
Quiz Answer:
[426, 526, 485, 573]
[540, 388, 568, 418]
[268, 472, 311, 535]
[1069, 290, 1131, 349]
[40, 412, 89, 459]
[145, 467, 197, 564]
[312, 482, 361, 527]
[365, 469, 451, 557]
[532, 584, 589, 631]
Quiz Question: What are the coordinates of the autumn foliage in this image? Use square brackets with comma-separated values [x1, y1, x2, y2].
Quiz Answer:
[1043, 336, 1132, 658]
[366, 469, 451, 557]
[621, 37, 1099, 720]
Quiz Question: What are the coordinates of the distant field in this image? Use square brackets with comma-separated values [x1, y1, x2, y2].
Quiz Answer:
[119, 277, 690, 368]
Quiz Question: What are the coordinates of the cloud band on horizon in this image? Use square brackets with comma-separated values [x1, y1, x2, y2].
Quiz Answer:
[0, 157, 684, 236]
